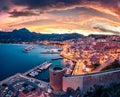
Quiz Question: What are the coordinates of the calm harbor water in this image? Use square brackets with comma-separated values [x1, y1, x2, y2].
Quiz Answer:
[0, 44, 63, 81]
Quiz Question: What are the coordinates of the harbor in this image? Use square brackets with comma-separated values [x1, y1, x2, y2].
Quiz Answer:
[23, 61, 52, 78]
[0, 44, 64, 82]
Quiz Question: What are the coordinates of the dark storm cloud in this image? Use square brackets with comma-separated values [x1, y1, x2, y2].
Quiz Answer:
[12, 0, 120, 14]
[11, 0, 82, 9]
[9, 10, 38, 17]
[0, 0, 120, 17]
[0, 0, 11, 12]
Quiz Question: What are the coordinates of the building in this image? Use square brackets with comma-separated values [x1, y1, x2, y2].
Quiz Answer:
[49, 65, 66, 93]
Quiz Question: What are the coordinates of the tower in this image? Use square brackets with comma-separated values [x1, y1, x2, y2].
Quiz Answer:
[49, 65, 66, 92]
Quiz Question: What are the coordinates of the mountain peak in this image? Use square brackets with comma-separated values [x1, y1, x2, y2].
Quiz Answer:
[12, 28, 30, 33]
[18, 28, 30, 32]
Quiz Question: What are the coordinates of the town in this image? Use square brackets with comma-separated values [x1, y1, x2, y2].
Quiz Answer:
[0, 35, 120, 97]
[61, 35, 120, 75]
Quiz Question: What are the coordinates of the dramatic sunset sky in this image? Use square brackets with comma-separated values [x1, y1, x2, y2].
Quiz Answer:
[0, 0, 120, 35]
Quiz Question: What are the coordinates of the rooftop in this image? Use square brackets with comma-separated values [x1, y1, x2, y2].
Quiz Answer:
[49, 65, 66, 72]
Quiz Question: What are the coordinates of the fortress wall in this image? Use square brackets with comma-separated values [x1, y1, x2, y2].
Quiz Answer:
[63, 76, 83, 91]
[83, 69, 120, 93]
[63, 69, 120, 93]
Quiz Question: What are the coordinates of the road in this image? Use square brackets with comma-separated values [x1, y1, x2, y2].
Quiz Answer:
[93, 57, 116, 73]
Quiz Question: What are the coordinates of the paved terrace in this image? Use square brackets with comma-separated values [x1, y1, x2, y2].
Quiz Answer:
[0, 73, 49, 89]
[0, 73, 49, 97]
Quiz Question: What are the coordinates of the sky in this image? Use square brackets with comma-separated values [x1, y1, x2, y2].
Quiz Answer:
[0, 0, 120, 35]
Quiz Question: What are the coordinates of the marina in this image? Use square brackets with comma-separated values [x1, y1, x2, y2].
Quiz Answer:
[23, 61, 52, 78]
[0, 44, 63, 82]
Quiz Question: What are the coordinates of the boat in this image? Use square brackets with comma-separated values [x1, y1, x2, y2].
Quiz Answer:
[39, 62, 52, 70]
[36, 69, 42, 72]
[40, 49, 60, 54]
[23, 45, 34, 52]
[44, 62, 52, 69]
[25, 61, 52, 78]
[29, 71, 39, 77]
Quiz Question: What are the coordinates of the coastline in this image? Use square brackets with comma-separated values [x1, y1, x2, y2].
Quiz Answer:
[60, 54, 77, 63]
[0, 44, 62, 81]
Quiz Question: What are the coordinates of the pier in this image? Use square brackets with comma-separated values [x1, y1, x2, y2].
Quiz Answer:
[51, 57, 63, 60]
[23, 61, 52, 78]
[40, 52, 60, 54]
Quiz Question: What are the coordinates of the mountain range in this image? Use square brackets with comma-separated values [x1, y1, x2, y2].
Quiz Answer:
[0, 28, 84, 43]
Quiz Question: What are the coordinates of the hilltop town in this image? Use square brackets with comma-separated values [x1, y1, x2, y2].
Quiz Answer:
[61, 35, 120, 75]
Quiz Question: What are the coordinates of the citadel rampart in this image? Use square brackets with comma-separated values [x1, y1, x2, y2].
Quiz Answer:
[63, 68, 120, 94]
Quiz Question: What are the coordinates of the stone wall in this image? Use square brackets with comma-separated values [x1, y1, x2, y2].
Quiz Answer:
[63, 75, 83, 91]
[63, 69, 120, 94]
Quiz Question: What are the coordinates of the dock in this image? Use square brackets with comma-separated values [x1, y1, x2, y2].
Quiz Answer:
[51, 57, 63, 60]
[23, 61, 52, 78]
[40, 52, 60, 54]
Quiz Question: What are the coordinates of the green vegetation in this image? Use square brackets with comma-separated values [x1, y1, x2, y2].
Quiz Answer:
[84, 83, 120, 97]
[101, 60, 120, 71]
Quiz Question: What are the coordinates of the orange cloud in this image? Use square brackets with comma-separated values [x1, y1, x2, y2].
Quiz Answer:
[0, 0, 120, 35]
